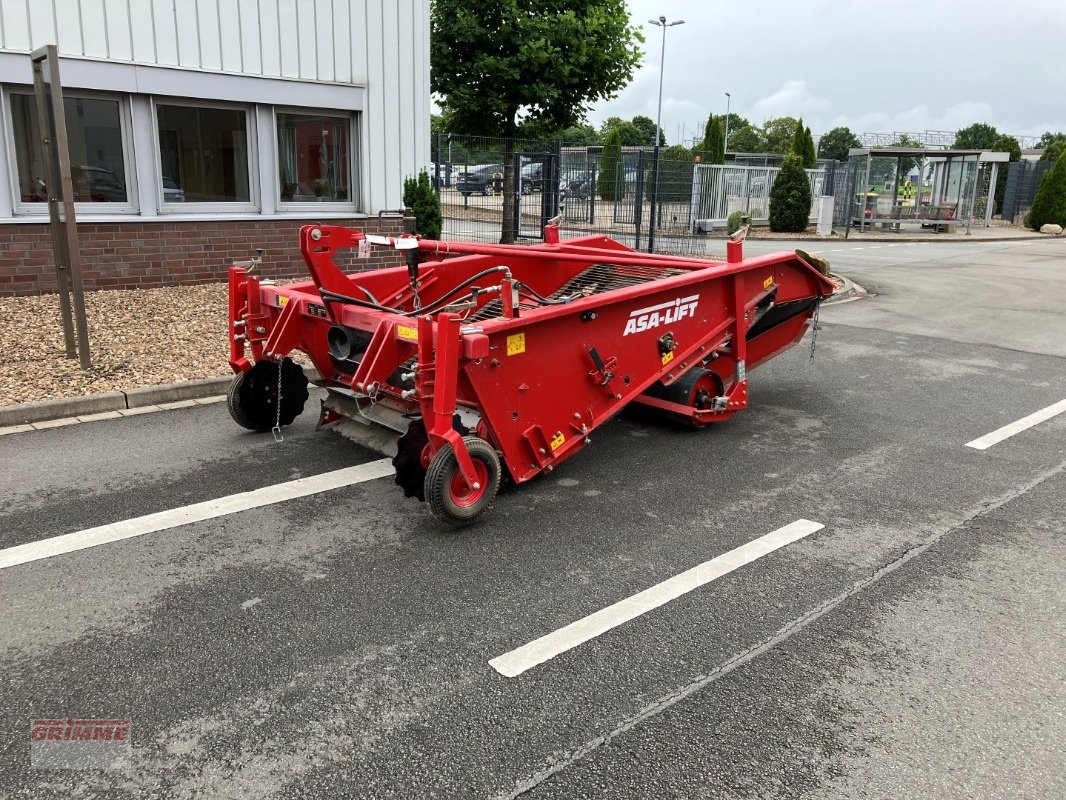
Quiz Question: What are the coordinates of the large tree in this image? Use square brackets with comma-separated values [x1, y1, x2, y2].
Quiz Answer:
[604, 120, 646, 147]
[768, 153, 811, 232]
[817, 126, 861, 162]
[802, 126, 817, 168]
[597, 128, 623, 201]
[631, 115, 665, 146]
[953, 122, 999, 150]
[761, 116, 801, 154]
[1025, 154, 1066, 230]
[790, 118, 806, 158]
[727, 124, 764, 153]
[431, 1, 643, 242]
[698, 115, 725, 164]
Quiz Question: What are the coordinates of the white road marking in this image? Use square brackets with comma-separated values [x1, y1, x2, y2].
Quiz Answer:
[0, 459, 395, 571]
[965, 399, 1066, 450]
[241, 598, 263, 610]
[489, 519, 824, 677]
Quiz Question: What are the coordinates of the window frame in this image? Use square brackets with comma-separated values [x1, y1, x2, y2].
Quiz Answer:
[2, 85, 139, 216]
[151, 97, 260, 214]
[273, 106, 360, 214]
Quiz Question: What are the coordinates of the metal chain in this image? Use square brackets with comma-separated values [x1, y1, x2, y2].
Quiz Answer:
[272, 358, 284, 442]
[809, 304, 821, 363]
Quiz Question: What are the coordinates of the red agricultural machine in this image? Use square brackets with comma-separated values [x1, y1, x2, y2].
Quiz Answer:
[226, 222, 834, 523]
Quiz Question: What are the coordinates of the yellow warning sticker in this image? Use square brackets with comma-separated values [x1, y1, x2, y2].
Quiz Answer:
[276, 295, 289, 307]
[763, 276, 774, 289]
[506, 332, 526, 356]
[396, 325, 419, 341]
[661, 350, 675, 365]
[550, 432, 565, 450]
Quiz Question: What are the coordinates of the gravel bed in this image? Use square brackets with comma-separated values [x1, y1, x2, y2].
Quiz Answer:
[0, 283, 232, 406]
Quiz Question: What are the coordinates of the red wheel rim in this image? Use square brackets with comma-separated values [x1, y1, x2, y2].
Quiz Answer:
[449, 458, 489, 509]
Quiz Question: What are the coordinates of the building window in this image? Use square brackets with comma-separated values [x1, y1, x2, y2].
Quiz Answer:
[156, 104, 251, 204]
[277, 112, 353, 203]
[9, 93, 130, 207]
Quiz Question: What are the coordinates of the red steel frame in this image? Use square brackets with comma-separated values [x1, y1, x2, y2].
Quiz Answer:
[228, 224, 835, 495]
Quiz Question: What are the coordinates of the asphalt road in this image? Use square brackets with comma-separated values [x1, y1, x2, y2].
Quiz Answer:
[1, 238, 1063, 798]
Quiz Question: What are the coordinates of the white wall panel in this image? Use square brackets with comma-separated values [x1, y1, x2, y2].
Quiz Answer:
[236, 0, 261, 74]
[348, 0, 367, 81]
[362, 0, 385, 210]
[150, 0, 179, 65]
[332, 0, 350, 84]
[174, 0, 199, 65]
[78, 0, 108, 57]
[396, 0, 414, 180]
[217, 0, 243, 72]
[129, 1, 156, 63]
[296, 0, 316, 79]
[25, 0, 56, 51]
[103, 0, 132, 60]
[55, 0, 85, 54]
[276, 0, 297, 78]
[313, 0, 332, 82]
[1, 0, 30, 51]
[195, 0, 222, 70]
[258, 0, 280, 76]
[0, 1, 432, 214]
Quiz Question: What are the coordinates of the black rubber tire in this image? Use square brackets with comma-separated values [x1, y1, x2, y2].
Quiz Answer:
[424, 436, 501, 524]
[226, 358, 309, 432]
[226, 372, 259, 430]
[644, 367, 725, 429]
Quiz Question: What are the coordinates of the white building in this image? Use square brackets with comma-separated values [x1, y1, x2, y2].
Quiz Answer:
[0, 0, 430, 294]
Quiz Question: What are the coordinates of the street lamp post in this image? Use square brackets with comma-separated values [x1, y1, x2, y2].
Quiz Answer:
[724, 92, 731, 157]
[647, 15, 684, 253]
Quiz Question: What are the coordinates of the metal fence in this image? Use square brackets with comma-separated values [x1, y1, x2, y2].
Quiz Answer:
[428, 132, 843, 255]
[690, 164, 831, 231]
[1001, 160, 1054, 224]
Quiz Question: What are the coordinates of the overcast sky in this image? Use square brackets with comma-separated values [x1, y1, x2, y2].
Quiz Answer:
[587, 0, 1066, 145]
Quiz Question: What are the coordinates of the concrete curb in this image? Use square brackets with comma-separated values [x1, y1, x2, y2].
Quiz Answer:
[0, 377, 233, 427]
[825, 274, 865, 304]
[743, 234, 1051, 244]
[0, 367, 324, 429]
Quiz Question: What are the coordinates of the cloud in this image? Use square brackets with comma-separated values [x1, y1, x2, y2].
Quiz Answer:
[829, 102, 997, 136]
[747, 80, 830, 123]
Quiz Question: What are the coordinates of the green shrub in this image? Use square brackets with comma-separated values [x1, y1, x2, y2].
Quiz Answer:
[402, 170, 442, 239]
[1026, 155, 1066, 230]
[769, 153, 812, 232]
[727, 210, 748, 235]
[597, 129, 623, 201]
[645, 145, 695, 202]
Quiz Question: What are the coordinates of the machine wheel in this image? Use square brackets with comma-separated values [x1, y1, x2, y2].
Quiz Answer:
[226, 358, 309, 432]
[645, 367, 725, 429]
[393, 416, 472, 502]
[424, 436, 501, 524]
[393, 418, 431, 501]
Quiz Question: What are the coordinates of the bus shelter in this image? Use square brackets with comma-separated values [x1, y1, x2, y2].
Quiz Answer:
[845, 147, 1010, 236]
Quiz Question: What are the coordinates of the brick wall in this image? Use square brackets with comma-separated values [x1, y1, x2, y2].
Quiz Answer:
[0, 218, 404, 297]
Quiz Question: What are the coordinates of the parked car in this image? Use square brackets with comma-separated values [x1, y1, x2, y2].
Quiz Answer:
[73, 165, 126, 202]
[560, 170, 594, 200]
[455, 164, 503, 196]
[520, 162, 545, 193]
[162, 176, 185, 202]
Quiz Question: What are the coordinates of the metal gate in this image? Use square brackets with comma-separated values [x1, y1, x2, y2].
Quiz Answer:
[514, 150, 560, 240]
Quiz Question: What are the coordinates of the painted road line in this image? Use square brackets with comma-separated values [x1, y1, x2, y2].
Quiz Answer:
[965, 399, 1066, 450]
[490, 519, 825, 678]
[0, 459, 395, 570]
